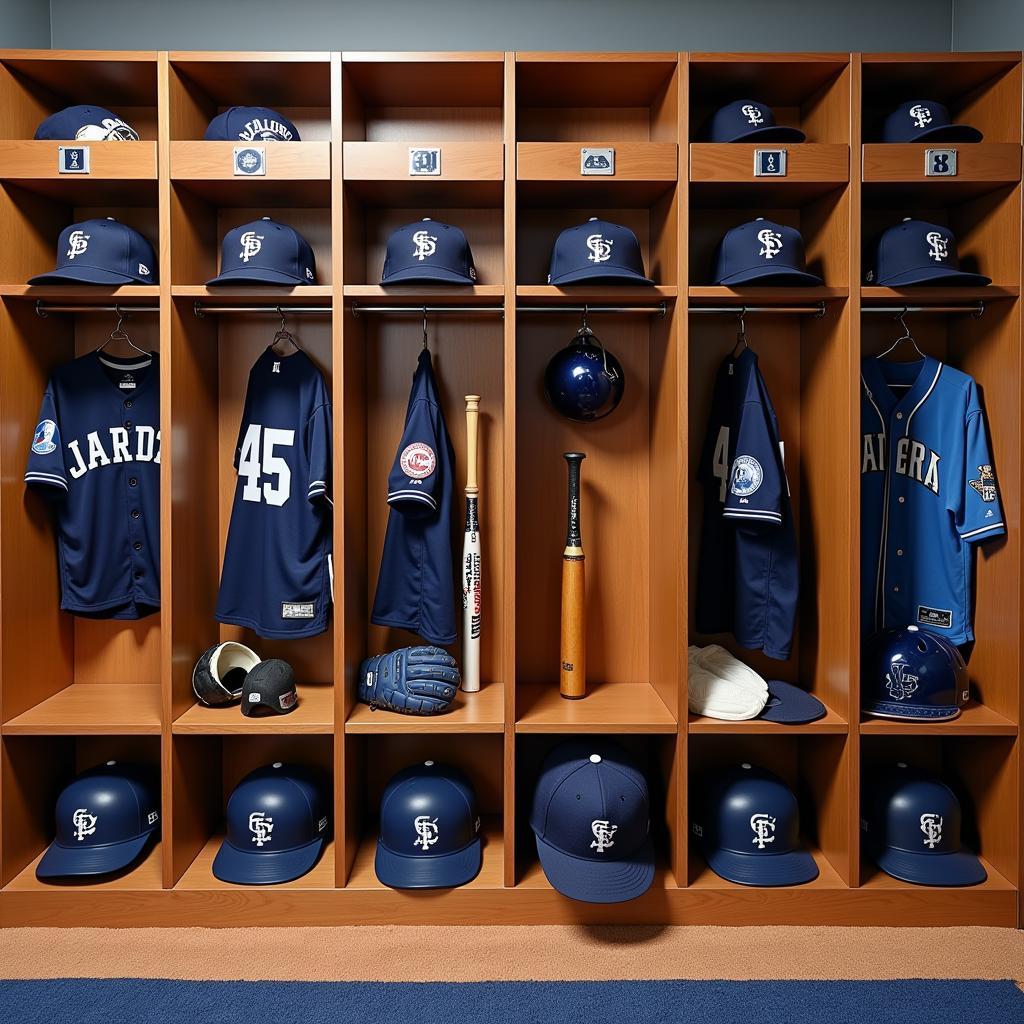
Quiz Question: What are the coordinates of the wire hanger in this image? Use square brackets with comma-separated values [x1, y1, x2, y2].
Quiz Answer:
[876, 308, 924, 360]
[95, 306, 148, 357]
[731, 307, 749, 358]
[271, 307, 300, 354]
[572, 305, 619, 380]
[421, 307, 429, 351]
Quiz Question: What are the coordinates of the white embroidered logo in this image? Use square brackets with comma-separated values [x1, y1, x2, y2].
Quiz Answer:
[414, 815, 439, 850]
[249, 810, 274, 847]
[67, 230, 90, 259]
[750, 813, 776, 849]
[920, 813, 943, 849]
[586, 233, 614, 264]
[272, 361, 281, 373]
[412, 230, 437, 261]
[138, 263, 150, 277]
[590, 819, 618, 853]
[757, 228, 783, 260]
[926, 231, 948, 262]
[741, 104, 764, 126]
[909, 104, 932, 130]
[72, 808, 98, 841]
[239, 231, 264, 263]
[885, 663, 919, 701]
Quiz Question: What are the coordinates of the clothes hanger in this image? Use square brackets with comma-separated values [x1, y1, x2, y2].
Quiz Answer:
[95, 307, 149, 358]
[876, 308, 924, 361]
[731, 307, 749, 358]
[422, 307, 429, 352]
[571, 305, 619, 380]
[271, 307, 300, 355]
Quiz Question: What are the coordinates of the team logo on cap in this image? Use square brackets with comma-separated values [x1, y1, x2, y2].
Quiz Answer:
[412, 230, 437, 261]
[926, 231, 949, 262]
[909, 104, 932, 130]
[750, 813, 776, 849]
[239, 231, 264, 263]
[885, 663, 919, 701]
[32, 419, 58, 455]
[920, 812, 943, 849]
[741, 104, 764, 126]
[969, 465, 998, 502]
[72, 808, 98, 842]
[240, 117, 294, 142]
[400, 442, 436, 480]
[66, 230, 90, 260]
[757, 228, 783, 260]
[76, 117, 139, 141]
[249, 810, 274, 847]
[413, 815, 439, 850]
[590, 819, 617, 853]
[586, 233, 614, 264]
[730, 455, 763, 497]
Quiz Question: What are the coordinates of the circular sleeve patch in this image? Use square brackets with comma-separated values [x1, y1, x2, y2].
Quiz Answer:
[400, 442, 436, 479]
[32, 419, 58, 455]
[730, 455, 763, 496]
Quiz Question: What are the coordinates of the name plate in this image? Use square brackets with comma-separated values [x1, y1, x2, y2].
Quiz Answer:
[925, 149, 957, 177]
[581, 147, 615, 175]
[58, 146, 90, 174]
[409, 147, 441, 175]
[754, 149, 787, 177]
[234, 146, 266, 175]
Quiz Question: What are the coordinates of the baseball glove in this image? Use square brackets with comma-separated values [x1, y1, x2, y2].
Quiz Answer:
[358, 645, 460, 715]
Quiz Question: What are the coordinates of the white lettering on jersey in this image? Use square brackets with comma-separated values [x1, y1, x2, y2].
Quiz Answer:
[67, 427, 162, 480]
[239, 423, 295, 507]
[86, 431, 111, 471]
[862, 433, 939, 495]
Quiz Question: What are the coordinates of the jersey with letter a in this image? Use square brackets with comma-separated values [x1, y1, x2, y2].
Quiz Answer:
[216, 348, 332, 639]
[25, 351, 160, 619]
[696, 348, 798, 660]
[861, 355, 1004, 643]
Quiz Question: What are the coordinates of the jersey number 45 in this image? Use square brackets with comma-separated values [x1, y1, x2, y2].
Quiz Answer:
[239, 423, 295, 507]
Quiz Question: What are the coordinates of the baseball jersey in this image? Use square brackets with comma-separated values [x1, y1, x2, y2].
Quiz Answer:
[861, 355, 1004, 644]
[696, 348, 798, 660]
[25, 351, 160, 619]
[216, 347, 332, 639]
[371, 349, 457, 646]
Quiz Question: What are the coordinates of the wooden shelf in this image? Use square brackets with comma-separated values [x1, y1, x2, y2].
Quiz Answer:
[861, 285, 1018, 302]
[0, 284, 161, 301]
[343, 177, 503, 207]
[862, 143, 1020, 186]
[172, 684, 334, 734]
[3, 684, 161, 735]
[516, 681, 676, 734]
[516, 284, 676, 304]
[345, 683, 504, 733]
[172, 284, 334, 303]
[688, 846, 847, 890]
[170, 141, 331, 181]
[688, 700, 848, 734]
[517, 142, 676, 182]
[4, 839, 163, 892]
[0, 140, 157, 181]
[344, 142, 503, 182]
[517, 177, 676, 207]
[859, 855, 1015, 891]
[344, 284, 504, 303]
[690, 143, 849, 185]
[170, 175, 331, 207]
[518, 851, 678, 890]
[176, 834, 335, 890]
[860, 701, 1018, 736]
[689, 285, 848, 304]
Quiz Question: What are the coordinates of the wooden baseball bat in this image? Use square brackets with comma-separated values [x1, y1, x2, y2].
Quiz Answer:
[461, 395, 482, 692]
[560, 451, 586, 699]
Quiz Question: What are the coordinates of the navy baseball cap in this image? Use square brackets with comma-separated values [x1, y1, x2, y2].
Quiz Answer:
[375, 761, 482, 889]
[29, 218, 156, 286]
[36, 761, 159, 880]
[530, 738, 655, 904]
[865, 762, 986, 887]
[759, 680, 827, 724]
[35, 104, 140, 141]
[207, 217, 317, 286]
[713, 218, 822, 286]
[706, 100, 806, 143]
[205, 106, 300, 142]
[212, 762, 328, 885]
[548, 218, 653, 286]
[866, 218, 990, 287]
[381, 219, 477, 285]
[695, 763, 818, 886]
[881, 101, 982, 144]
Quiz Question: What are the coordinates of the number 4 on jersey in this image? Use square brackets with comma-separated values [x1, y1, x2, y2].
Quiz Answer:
[239, 423, 295, 506]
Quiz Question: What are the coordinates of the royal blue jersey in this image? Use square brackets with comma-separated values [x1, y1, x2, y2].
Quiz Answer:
[216, 348, 332, 639]
[371, 349, 457, 646]
[861, 355, 1004, 643]
[696, 348, 798, 660]
[25, 351, 160, 619]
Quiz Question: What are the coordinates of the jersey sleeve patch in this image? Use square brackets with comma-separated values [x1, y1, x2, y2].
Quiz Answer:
[25, 393, 69, 493]
[958, 407, 1005, 545]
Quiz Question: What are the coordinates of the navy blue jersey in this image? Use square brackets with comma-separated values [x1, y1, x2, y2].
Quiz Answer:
[861, 355, 1004, 643]
[371, 349, 456, 646]
[25, 351, 160, 619]
[216, 348, 332, 639]
[696, 348, 798, 660]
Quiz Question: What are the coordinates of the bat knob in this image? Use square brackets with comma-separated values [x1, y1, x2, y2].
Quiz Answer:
[563, 451, 586, 463]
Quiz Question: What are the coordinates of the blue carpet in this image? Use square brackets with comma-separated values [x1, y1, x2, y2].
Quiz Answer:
[0, 978, 1021, 1023]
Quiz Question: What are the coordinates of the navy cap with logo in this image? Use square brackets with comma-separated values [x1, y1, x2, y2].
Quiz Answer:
[212, 762, 328, 885]
[881, 101, 983, 144]
[864, 762, 986, 887]
[866, 218, 990, 287]
[35, 104, 140, 141]
[548, 218, 654, 286]
[758, 680, 827, 724]
[712, 218, 822, 286]
[381, 219, 477, 285]
[36, 761, 159, 880]
[29, 217, 156, 286]
[530, 738, 655, 904]
[375, 760, 482, 889]
[207, 217, 317, 286]
[695, 762, 818, 886]
[706, 99, 806, 143]
[205, 106, 301, 143]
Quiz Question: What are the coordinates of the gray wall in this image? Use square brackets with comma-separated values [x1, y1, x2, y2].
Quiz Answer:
[953, 0, 1022, 51]
[0, 0, 50, 47]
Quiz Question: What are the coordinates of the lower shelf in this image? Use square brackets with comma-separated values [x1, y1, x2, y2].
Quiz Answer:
[176, 834, 337, 890]
[3, 683, 162, 735]
[516, 681, 677, 733]
[5, 838, 163, 892]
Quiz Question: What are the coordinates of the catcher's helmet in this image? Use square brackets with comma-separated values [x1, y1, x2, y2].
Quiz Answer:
[862, 625, 968, 721]
[544, 331, 625, 422]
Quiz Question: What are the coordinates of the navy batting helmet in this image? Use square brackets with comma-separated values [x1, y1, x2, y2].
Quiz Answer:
[862, 626, 969, 721]
[544, 330, 625, 422]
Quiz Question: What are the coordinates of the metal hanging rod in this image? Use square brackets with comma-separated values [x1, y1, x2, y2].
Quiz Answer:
[517, 303, 667, 318]
[862, 302, 985, 318]
[35, 302, 160, 318]
[351, 305, 505, 318]
[690, 303, 826, 318]
[194, 303, 332, 318]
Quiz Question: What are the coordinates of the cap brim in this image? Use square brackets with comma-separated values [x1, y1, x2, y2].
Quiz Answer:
[727, 126, 806, 143]
[241, 700, 298, 717]
[205, 268, 309, 286]
[759, 680, 827, 724]
[28, 266, 141, 286]
[374, 837, 481, 890]
[549, 268, 655, 286]
[534, 833, 655, 904]
[704, 845, 819, 887]
[35, 830, 153, 879]
[907, 125, 983, 143]
[877, 266, 991, 287]
[381, 266, 476, 285]
[717, 267, 824, 286]
[875, 846, 986, 887]
[863, 702, 961, 722]
[212, 836, 324, 885]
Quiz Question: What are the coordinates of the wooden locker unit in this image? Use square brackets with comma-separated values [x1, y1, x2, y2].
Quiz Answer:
[0, 50, 1019, 927]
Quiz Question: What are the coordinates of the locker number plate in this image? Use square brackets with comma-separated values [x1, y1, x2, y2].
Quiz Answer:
[234, 146, 266, 175]
[925, 149, 957, 176]
[754, 149, 787, 176]
[581, 147, 615, 175]
[58, 146, 90, 174]
[409, 147, 441, 175]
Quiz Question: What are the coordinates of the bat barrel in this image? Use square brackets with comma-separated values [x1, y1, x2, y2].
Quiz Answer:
[560, 451, 586, 699]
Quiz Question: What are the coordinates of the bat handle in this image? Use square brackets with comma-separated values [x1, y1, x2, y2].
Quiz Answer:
[563, 452, 585, 550]
[465, 395, 480, 495]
